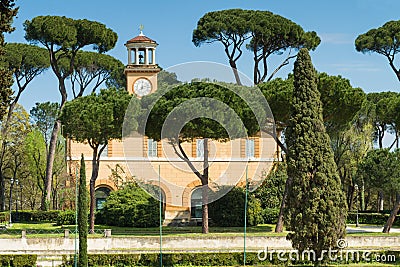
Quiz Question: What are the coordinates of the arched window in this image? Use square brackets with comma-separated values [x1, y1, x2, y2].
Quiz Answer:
[190, 187, 203, 219]
[95, 187, 111, 210]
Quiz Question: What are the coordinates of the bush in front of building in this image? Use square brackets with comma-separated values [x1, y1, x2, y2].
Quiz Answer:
[55, 210, 76, 226]
[209, 186, 263, 227]
[261, 208, 280, 224]
[95, 184, 160, 228]
[251, 163, 287, 224]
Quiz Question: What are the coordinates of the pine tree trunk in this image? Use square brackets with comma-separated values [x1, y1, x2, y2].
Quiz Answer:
[360, 182, 365, 211]
[201, 190, 209, 234]
[0, 113, 9, 213]
[377, 191, 384, 212]
[42, 77, 67, 210]
[383, 193, 400, 233]
[229, 60, 242, 86]
[201, 138, 209, 234]
[89, 147, 99, 234]
[348, 185, 355, 211]
[42, 120, 61, 210]
[378, 129, 384, 149]
[89, 178, 96, 234]
[275, 175, 292, 232]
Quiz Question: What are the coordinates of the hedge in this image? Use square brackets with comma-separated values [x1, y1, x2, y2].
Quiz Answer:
[56, 210, 76, 226]
[347, 212, 400, 226]
[0, 210, 82, 225]
[0, 210, 60, 223]
[60, 251, 400, 266]
[61, 253, 284, 266]
[0, 255, 37, 267]
[257, 211, 400, 226]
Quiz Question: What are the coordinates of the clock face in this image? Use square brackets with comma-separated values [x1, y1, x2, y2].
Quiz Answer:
[134, 78, 152, 96]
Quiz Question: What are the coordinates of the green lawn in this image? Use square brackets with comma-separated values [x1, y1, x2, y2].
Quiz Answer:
[0, 223, 283, 238]
[1, 222, 400, 238]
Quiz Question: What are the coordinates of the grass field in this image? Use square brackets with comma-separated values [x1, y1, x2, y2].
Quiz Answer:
[0, 222, 400, 238]
[0, 223, 283, 238]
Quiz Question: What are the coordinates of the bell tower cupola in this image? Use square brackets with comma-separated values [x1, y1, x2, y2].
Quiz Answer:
[124, 26, 160, 97]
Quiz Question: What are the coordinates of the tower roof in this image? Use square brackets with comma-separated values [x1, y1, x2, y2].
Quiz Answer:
[126, 32, 157, 44]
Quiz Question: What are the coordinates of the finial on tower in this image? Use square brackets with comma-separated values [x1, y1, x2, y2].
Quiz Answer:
[139, 24, 144, 36]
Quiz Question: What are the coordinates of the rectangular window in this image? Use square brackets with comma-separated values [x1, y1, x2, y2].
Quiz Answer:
[148, 139, 158, 157]
[148, 49, 153, 64]
[246, 139, 255, 158]
[196, 139, 204, 158]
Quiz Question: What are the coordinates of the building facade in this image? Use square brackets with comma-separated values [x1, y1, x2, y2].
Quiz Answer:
[67, 31, 278, 225]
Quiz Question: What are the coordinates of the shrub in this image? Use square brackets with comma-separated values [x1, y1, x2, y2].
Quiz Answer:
[252, 162, 287, 209]
[262, 208, 280, 224]
[209, 187, 263, 227]
[96, 184, 161, 228]
[134, 198, 160, 228]
[0, 212, 9, 224]
[56, 210, 76, 226]
[247, 197, 264, 226]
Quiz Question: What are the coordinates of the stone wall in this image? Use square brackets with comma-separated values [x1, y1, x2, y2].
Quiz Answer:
[0, 235, 399, 255]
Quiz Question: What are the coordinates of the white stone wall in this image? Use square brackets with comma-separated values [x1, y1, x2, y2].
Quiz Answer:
[0, 236, 398, 255]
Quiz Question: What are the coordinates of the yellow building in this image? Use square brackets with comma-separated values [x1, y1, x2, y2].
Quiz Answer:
[67, 31, 278, 225]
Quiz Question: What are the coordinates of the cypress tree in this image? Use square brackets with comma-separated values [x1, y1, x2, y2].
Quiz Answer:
[285, 48, 347, 261]
[78, 154, 88, 267]
[0, 0, 16, 118]
[0, 0, 17, 212]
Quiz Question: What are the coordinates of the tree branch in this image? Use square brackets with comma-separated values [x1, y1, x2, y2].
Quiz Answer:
[171, 140, 203, 180]
[267, 49, 297, 82]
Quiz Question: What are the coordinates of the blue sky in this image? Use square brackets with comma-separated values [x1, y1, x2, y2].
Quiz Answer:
[5, 0, 400, 111]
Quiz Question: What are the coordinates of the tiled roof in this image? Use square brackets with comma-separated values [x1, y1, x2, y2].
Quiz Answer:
[126, 34, 156, 44]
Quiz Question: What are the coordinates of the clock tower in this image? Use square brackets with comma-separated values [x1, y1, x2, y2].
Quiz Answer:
[124, 29, 160, 97]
